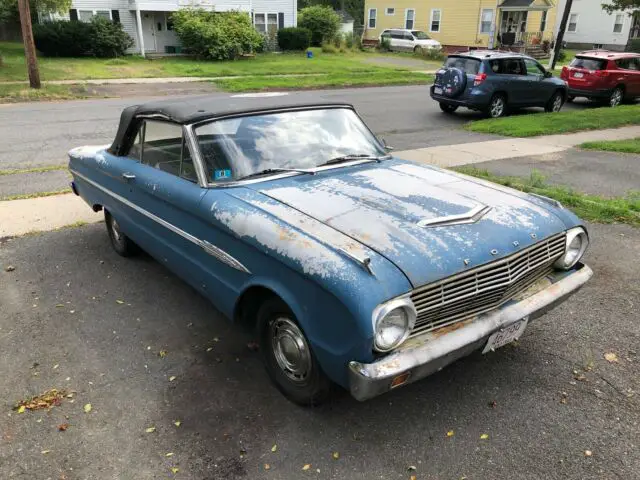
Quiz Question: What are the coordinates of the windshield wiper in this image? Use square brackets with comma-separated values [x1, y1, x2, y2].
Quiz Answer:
[318, 153, 391, 167]
[237, 167, 315, 181]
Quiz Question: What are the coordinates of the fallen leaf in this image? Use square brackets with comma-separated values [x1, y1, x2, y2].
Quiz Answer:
[213, 337, 220, 342]
[55, 304, 65, 308]
[145, 426, 156, 433]
[170, 467, 179, 474]
[446, 430, 455, 437]
[480, 434, 489, 440]
[271, 444, 277, 452]
[407, 465, 416, 471]
[604, 352, 618, 363]
[174, 420, 181, 427]
[58, 423, 69, 432]
[159, 350, 168, 358]
[165, 452, 174, 457]
[83, 403, 92, 413]
[206, 347, 213, 352]
[17, 405, 25, 414]
[5, 265, 16, 272]
[584, 450, 593, 457]
[302, 464, 311, 471]
[53, 364, 59, 370]
[264, 464, 271, 470]
[116, 300, 125, 304]
[410, 476, 417, 480]
[41, 450, 51, 455]
[488, 400, 497, 408]
[16, 389, 67, 411]
[332, 451, 340, 460]
[169, 376, 176, 382]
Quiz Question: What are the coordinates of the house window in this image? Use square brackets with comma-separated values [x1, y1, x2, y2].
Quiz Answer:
[78, 9, 110, 22]
[540, 10, 547, 31]
[480, 9, 493, 34]
[430, 9, 441, 32]
[567, 13, 578, 32]
[368, 8, 377, 28]
[254, 13, 266, 33]
[267, 13, 278, 34]
[95, 10, 110, 20]
[385, 7, 395, 15]
[405, 9, 415, 29]
[613, 14, 624, 33]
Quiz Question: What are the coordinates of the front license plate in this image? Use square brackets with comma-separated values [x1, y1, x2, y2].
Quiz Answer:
[573, 72, 584, 78]
[482, 317, 529, 354]
[434, 87, 443, 95]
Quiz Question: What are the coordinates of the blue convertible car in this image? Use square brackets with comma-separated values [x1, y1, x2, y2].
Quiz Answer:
[69, 97, 593, 405]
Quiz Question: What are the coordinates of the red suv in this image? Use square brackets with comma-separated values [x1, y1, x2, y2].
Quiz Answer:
[560, 51, 640, 107]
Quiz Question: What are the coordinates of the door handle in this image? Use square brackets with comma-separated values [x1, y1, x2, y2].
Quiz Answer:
[122, 173, 136, 181]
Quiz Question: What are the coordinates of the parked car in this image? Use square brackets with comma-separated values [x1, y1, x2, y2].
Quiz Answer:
[560, 50, 640, 107]
[379, 29, 442, 52]
[430, 51, 567, 117]
[69, 98, 592, 405]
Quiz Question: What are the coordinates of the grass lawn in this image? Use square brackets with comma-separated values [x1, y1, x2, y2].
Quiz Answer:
[579, 137, 640, 154]
[0, 83, 102, 102]
[0, 42, 431, 82]
[465, 105, 640, 137]
[454, 167, 640, 227]
[215, 72, 433, 92]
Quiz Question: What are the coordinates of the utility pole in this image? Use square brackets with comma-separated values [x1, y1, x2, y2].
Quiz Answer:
[17, 0, 41, 88]
[550, 0, 573, 71]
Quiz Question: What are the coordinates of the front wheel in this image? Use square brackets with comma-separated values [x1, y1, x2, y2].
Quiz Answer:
[439, 102, 458, 114]
[258, 297, 331, 406]
[545, 91, 564, 113]
[486, 94, 507, 118]
[608, 87, 624, 107]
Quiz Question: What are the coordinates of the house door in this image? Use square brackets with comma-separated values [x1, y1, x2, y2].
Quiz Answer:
[141, 12, 157, 52]
[500, 11, 528, 34]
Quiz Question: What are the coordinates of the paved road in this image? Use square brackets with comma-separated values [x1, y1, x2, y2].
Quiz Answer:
[1, 222, 638, 479]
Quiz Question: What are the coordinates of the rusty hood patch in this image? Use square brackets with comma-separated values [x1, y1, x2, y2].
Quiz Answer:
[246, 160, 568, 287]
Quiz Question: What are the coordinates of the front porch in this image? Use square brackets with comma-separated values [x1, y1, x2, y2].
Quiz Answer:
[494, 0, 555, 59]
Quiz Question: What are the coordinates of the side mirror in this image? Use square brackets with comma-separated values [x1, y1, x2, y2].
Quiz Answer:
[544, 71, 553, 78]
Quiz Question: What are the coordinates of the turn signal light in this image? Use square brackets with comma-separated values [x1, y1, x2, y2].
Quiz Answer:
[473, 73, 487, 86]
[390, 372, 411, 389]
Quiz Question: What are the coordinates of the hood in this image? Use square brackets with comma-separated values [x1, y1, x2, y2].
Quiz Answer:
[247, 160, 567, 287]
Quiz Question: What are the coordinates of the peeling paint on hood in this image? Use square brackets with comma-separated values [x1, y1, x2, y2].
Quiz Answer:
[249, 159, 567, 287]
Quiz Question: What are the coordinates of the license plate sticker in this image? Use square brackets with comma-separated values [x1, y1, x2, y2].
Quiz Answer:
[434, 87, 443, 95]
[482, 317, 529, 354]
[573, 72, 584, 78]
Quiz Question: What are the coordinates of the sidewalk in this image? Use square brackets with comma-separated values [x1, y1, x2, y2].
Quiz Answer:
[1, 125, 639, 238]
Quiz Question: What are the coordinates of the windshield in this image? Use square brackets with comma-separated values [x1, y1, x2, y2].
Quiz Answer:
[412, 31, 430, 39]
[194, 108, 385, 182]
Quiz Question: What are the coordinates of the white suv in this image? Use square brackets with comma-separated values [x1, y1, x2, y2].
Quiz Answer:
[379, 29, 442, 52]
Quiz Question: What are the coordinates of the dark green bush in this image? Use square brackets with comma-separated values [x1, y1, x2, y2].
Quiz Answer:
[298, 5, 341, 46]
[556, 49, 567, 62]
[33, 18, 132, 57]
[344, 31, 354, 49]
[277, 27, 311, 50]
[628, 39, 640, 53]
[172, 9, 263, 60]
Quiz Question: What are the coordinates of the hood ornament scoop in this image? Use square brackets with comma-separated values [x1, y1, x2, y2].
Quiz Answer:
[417, 204, 492, 228]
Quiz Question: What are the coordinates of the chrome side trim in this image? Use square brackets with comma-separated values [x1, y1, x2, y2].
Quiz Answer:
[336, 247, 374, 275]
[417, 204, 492, 228]
[70, 169, 251, 274]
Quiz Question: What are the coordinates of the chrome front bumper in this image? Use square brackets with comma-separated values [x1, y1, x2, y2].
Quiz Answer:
[348, 263, 593, 401]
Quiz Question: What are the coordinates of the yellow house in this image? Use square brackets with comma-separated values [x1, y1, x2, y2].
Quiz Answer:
[363, 0, 558, 53]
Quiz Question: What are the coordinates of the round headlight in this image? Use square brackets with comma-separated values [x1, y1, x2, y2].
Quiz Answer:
[372, 298, 416, 352]
[554, 227, 589, 270]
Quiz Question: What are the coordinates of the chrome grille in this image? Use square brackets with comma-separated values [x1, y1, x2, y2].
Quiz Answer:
[409, 233, 566, 337]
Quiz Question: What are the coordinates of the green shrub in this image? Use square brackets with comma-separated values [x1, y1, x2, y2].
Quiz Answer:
[172, 9, 264, 60]
[628, 39, 640, 53]
[353, 33, 363, 51]
[332, 32, 342, 48]
[298, 5, 341, 47]
[321, 42, 339, 53]
[277, 27, 311, 50]
[33, 18, 131, 57]
[344, 31, 354, 49]
[556, 49, 567, 62]
[415, 46, 445, 62]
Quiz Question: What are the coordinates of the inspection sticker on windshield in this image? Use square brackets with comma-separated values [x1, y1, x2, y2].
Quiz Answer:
[214, 169, 232, 180]
[482, 317, 529, 354]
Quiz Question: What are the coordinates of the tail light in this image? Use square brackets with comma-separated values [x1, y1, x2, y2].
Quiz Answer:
[473, 73, 487, 86]
[560, 66, 568, 79]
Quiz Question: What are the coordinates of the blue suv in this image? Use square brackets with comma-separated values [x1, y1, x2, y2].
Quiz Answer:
[430, 51, 568, 118]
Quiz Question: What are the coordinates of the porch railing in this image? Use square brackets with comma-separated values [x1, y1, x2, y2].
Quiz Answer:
[498, 30, 553, 47]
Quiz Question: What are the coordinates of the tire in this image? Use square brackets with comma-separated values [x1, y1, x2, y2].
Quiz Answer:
[440, 67, 467, 98]
[439, 102, 458, 113]
[486, 94, 507, 118]
[413, 46, 420, 54]
[608, 86, 624, 107]
[104, 210, 139, 257]
[545, 91, 564, 113]
[258, 297, 331, 406]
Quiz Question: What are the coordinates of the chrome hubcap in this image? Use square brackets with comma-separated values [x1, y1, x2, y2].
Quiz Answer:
[610, 89, 622, 107]
[490, 98, 504, 117]
[552, 95, 562, 112]
[111, 217, 122, 242]
[270, 317, 311, 383]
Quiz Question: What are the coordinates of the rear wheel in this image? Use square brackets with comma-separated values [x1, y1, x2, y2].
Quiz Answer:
[258, 297, 331, 406]
[486, 94, 507, 118]
[608, 86, 624, 107]
[545, 91, 564, 113]
[439, 103, 458, 114]
[105, 210, 139, 257]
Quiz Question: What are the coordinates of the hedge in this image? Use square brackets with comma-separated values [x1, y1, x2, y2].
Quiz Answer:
[277, 27, 311, 51]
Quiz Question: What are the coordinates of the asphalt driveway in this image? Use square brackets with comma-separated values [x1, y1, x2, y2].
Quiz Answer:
[1, 222, 638, 480]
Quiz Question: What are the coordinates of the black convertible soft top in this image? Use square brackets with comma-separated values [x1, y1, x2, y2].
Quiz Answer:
[108, 95, 354, 156]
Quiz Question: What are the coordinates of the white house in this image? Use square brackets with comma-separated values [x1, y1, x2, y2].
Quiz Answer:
[43, 0, 297, 56]
[554, 0, 640, 51]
